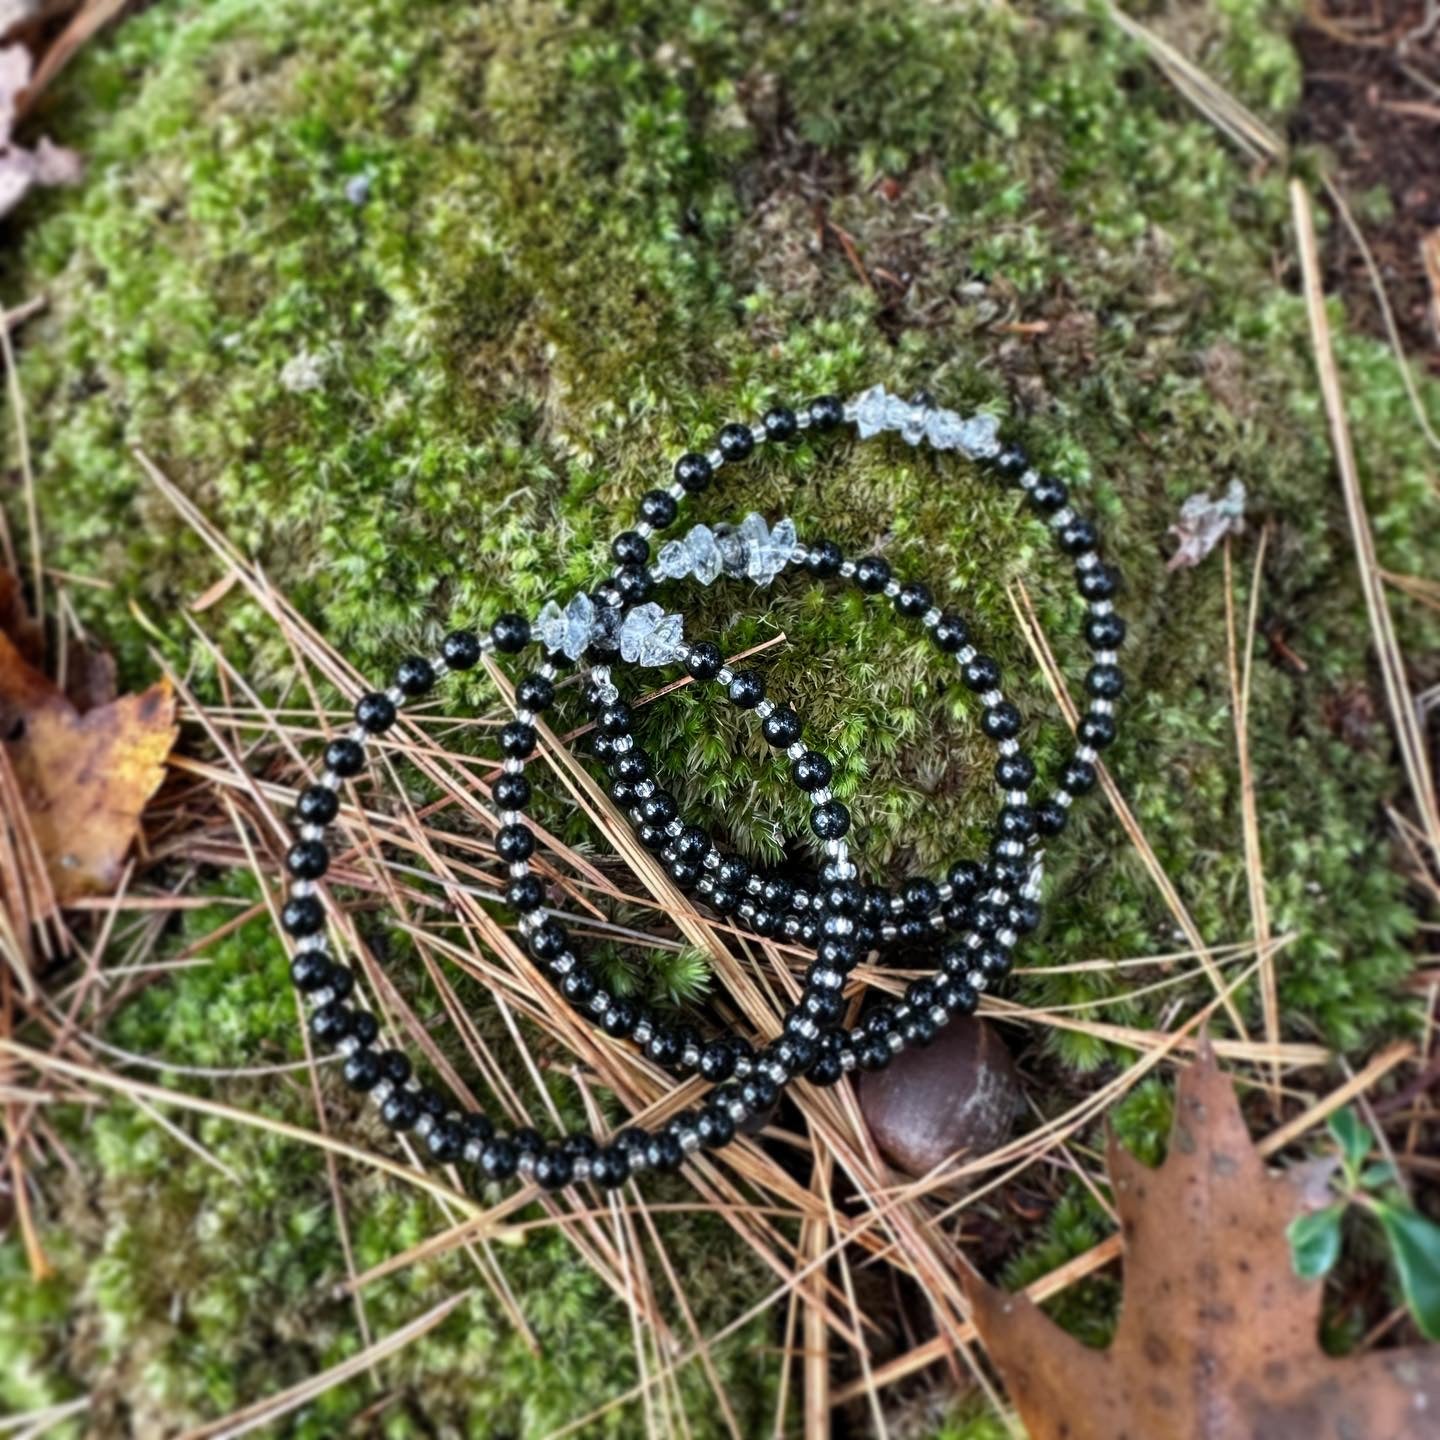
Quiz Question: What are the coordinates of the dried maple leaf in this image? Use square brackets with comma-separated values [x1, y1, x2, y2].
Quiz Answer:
[968, 1044, 1440, 1439]
[0, 614, 175, 907]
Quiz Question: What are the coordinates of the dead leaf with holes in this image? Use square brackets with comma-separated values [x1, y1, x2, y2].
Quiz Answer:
[967, 1043, 1440, 1439]
[0, 594, 175, 908]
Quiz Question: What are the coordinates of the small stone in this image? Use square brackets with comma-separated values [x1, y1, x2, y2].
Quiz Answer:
[858, 1016, 1022, 1180]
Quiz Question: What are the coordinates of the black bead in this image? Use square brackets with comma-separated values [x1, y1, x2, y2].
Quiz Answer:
[993, 445, 1028, 483]
[563, 1134, 599, 1161]
[862, 885, 891, 921]
[590, 1145, 631, 1189]
[805, 538, 843, 577]
[854, 555, 891, 594]
[512, 1127, 544, 1154]
[807, 1051, 845, 1087]
[461, 1112, 496, 1147]
[752, 907, 779, 937]
[426, 1119, 464, 1164]
[716, 423, 755, 462]
[902, 1012, 937, 1047]
[775, 1035, 817, 1075]
[686, 642, 722, 681]
[1035, 798, 1069, 836]
[698, 1041, 736, 1082]
[395, 656, 436, 697]
[529, 919, 566, 960]
[947, 859, 984, 900]
[997, 804, 1036, 840]
[791, 751, 833, 791]
[640, 791, 678, 825]
[995, 752, 1036, 789]
[612, 530, 651, 566]
[864, 1006, 899, 1039]
[1078, 564, 1119, 601]
[932, 612, 969, 652]
[591, 732, 616, 760]
[961, 655, 1001, 692]
[818, 936, 857, 970]
[762, 405, 798, 441]
[534, 1148, 575, 1190]
[490, 613, 530, 653]
[309, 1001, 354, 1047]
[611, 749, 651, 782]
[296, 784, 339, 825]
[971, 899, 1006, 936]
[500, 721, 537, 757]
[516, 673, 555, 711]
[638, 822, 667, 851]
[823, 878, 864, 915]
[857, 1037, 892, 1071]
[727, 669, 765, 708]
[560, 965, 597, 1006]
[810, 800, 850, 840]
[697, 1104, 736, 1148]
[376, 1049, 412, 1086]
[761, 706, 801, 748]
[759, 875, 792, 910]
[506, 873, 544, 911]
[601, 998, 640, 1039]
[646, 1131, 685, 1172]
[355, 692, 396, 734]
[1061, 758, 1097, 794]
[717, 855, 751, 890]
[342, 1048, 382, 1091]
[324, 738, 365, 778]
[1058, 517, 1099, 556]
[415, 1086, 448, 1119]
[496, 824, 535, 862]
[802, 989, 842, 1024]
[381, 1090, 420, 1131]
[981, 703, 1022, 740]
[675, 826, 709, 863]
[906, 978, 937, 1011]
[495, 772, 533, 811]
[479, 1138, 519, 1182]
[614, 565, 654, 603]
[807, 394, 844, 430]
[1079, 710, 1118, 749]
[978, 943, 1012, 979]
[674, 452, 714, 493]
[597, 702, 633, 737]
[899, 916, 930, 944]
[1009, 898, 1041, 934]
[640, 488, 679, 528]
[441, 629, 482, 670]
[290, 951, 331, 991]
[940, 979, 978, 1016]
[646, 1026, 683, 1067]
[1028, 474, 1068, 513]
[1084, 611, 1127, 650]
[286, 840, 329, 880]
[895, 581, 931, 618]
[282, 895, 325, 937]
[903, 877, 940, 914]
[740, 1074, 779, 1112]
[1086, 664, 1124, 700]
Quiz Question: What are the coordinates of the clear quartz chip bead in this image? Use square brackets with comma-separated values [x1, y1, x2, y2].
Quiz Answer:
[687, 523, 723, 585]
[957, 413, 1002, 459]
[618, 603, 685, 666]
[851, 383, 890, 439]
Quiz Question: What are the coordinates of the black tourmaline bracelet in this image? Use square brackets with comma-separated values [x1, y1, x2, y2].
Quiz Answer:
[279, 384, 1125, 1193]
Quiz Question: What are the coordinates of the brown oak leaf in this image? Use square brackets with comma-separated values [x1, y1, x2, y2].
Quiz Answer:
[967, 1044, 1440, 1439]
[0, 619, 175, 907]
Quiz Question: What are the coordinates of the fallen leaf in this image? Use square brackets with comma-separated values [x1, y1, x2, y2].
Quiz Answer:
[967, 1042, 1440, 1439]
[1166, 478, 1246, 570]
[0, 41, 83, 218]
[0, 594, 175, 906]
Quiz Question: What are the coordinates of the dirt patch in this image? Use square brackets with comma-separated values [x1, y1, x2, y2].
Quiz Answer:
[1292, 0, 1440, 373]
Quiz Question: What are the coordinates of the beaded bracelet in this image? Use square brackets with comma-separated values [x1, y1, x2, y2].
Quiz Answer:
[277, 384, 1125, 1193]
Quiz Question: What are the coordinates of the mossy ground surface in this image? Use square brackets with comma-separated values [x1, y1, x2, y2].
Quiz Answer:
[2, 0, 1437, 1433]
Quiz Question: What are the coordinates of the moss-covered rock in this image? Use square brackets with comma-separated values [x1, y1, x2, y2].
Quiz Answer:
[3, 0, 1436, 1431]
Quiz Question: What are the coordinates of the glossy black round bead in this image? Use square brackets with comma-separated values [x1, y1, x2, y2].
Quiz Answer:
[592, 732, 616, 761]
[940, 979, 978, 1016]
[1009, 898, 1041, 934]
[381, 1089, 420, 1131]
[1084, 611, 1126, 650]
[614, 565, 654, 604]
[802, 988, 843, 1025]
[611, 749, 650, 782]
[817, 936, 858, 970]
[961, 654, 1001, 692]
[675, 826, 709, 862]
[512, 1127, 545, 1154]
[805, 393, 843, 430]
[978, 943, 1012, 980]
[863, 1006, 899, 1039]
[810, 800, 850, 840]
[902, 1012, 937, 1047]
[808, 1051, 845, 1087]
[686, 641, 722, 681]
[461, 1112, 496, 1147]
[479, 1138, 518, 1182]
[563, 1134, 599, 1161]
[971, 899, 1006, 936]
[775, 1034, 817, 1075]
[496, 824, 535, 862]
[995, 752, 1037, 789]
[674, 452, 714, 493]
[1035, 798, 1069, 836]
[290, 951, 331, 991]
[309, 1001, 354, 1047]
[823, 878, 864, 916]
[762, 405, 798, 441]
[740, 1073, 779, 1112]
[997, 804, 1036, 841]
[854, 555, 891, 594]
[856, 1037, 893, 1071]
[903, 877, 940, 914]
[376, 1049, 412, 1086]
[640, 791, 678, 825]
[1086, 663, 1124, 700]
[500, 721, 537, 757]
[355, 692, 396, 734]
[710, 885, 739, 914]
[1078, 564, 1119, 601]
[640, 488, 678, 528]
[286, 840, 329, 880]
[324, 738, 365, 778]
[698, 1041, 736, 1082]
[528, 919, 566, 960]
[611, 530, 650, 566]
[760, 875, 794, 911]
[342, 1048, 382, 1091]
[600, 998, 640, 1039]
[506, 873, 544, 911]
[490, 613, 530, 653]
[896, 581, 931, 618]
[597, 703, 633, 737]
[590, 1145, 631, 1189]
[495, 772, 533, 812]
[1079, 710, 1118, 749]
[646, 1131, 685, 1172]
[1061, 758, 1097, 794]
[638, 822, 667, 851]
[791, 751, 833, 791]
[752, 907, 779, 937]
[905, 978, 937, 1011]
[899, 915, 930, 944]
[717, 855, 751, 890]
[947, 859, 984, 900]
[441, 629, 482, 670]
[1057, 517, 1099, 556]
[647, 1025, 684, 1067]
[296, 783, 339, 826]
[1028, 474, 1068, 513]
[805, 538, 842, 577]
[426, 1119, 464, 1164]
[560, 965, 597, 1006]
[282, 894, 325, 937]
[727, 669, 765, 708]
[394, 656, 436, 697]
[697, 1104, 736, 1148]
[761, 706, 801, 747]
[992, 445, 1028, 483]
[981, 703, 1022, 740]
[533, 1148, 574, 1190]
[932, 612, 969, 651]
[716, 423, 755, 462]
[516, 673, 555, 711]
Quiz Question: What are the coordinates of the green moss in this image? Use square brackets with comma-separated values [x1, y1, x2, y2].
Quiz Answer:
[2, 0, 1436, 1428]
